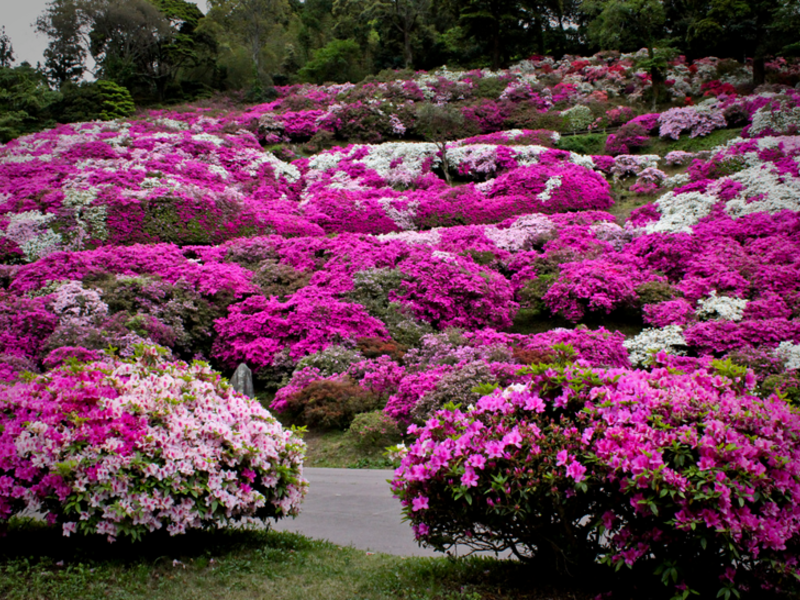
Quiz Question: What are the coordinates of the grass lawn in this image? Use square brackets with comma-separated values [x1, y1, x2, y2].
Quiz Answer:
[0, 519, 607, 600]
[301, 429, 396, 469]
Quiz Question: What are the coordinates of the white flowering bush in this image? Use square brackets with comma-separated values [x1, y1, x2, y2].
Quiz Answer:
[695, 290, 748, 322]
[560, 105, 593, 132]
[0, 345, 307, 541]
[643, 190, 717, 234]
[623, 325, 687, 366]
[776, 342, 800, 371]
[749, 98, 800, 137]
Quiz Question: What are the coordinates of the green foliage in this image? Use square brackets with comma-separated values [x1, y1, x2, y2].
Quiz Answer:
[95, 80, 135, 119]
[346, 410, 403, 450]
[0, 64, 60, 142]
[298, 38, 364, 84]
[347, 269, 435, 347]
[0, 26, 15, 68]
[635, 280, 676, 306]
[582, 0, 667, 52]
[556, 132, 608, 155]
[295, 345, 364, 376]
[281, 378, 384, 429]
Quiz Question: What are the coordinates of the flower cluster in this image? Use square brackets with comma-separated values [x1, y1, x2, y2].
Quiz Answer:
[0, 345, 307, 541]
[392, 357, 800, 596]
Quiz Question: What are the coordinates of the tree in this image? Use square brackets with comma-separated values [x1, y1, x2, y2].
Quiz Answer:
[691, 0, 800, 84]
[206, 0, 290, 87]
[346, 0, 432, 68]
[519, 0, 584, 56]
[81, 0, 215, 101]
[582, 0, 670, 107]
[297, 38, 364, 83]
[36, 0, 88, 86]
[414, 102, 464, 185]
[451, 0, 527, 70]
[0, 27, 14, 68]
[84, 0, 171, 96]
[0, 64, 61, 142]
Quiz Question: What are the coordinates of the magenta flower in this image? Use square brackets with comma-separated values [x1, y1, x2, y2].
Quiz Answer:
[412, 495, 430, 511]
[566, 460, 587, 482]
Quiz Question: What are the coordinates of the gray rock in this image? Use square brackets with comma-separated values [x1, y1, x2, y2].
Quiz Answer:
[231, 363, 254, 398]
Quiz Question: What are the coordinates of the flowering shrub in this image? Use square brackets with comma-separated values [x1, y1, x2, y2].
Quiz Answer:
[392, 358, 800, 596]
[0, 345, 307, 540]
[658, 105, 727, 140]
[346, 410, 403, 450]
[212, 288, 389, 378]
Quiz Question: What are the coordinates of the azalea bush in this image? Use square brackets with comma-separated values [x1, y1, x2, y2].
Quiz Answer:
[0, 345, 308, 541]
[392, 355, 800, 597]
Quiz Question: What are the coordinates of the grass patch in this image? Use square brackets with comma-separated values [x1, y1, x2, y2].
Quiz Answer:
[555, 132, 608, 155]
[641, 127, 743, 157]
[0, 522, 611, 600]
[302, 429, 395, 469]
[607, 181, 658, 224]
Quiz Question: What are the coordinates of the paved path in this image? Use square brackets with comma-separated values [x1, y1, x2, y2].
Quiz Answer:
[271, 467, 440, 556]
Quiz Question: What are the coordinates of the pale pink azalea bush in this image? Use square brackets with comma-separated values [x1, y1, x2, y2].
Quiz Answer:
[392, 355, 800, 596]
[0, 345, 307, 541]
[658, 105, 728, 140]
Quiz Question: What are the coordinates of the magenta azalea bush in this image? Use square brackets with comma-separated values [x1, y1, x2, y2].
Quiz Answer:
[392, 354, 800, 597]
[0, 345, 307, 541]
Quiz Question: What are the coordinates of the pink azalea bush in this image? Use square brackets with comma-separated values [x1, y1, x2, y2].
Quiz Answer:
[392, 355, 800, 596]
[0, 345, 307, 541]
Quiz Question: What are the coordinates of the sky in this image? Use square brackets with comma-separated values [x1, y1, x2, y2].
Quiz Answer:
[0, 0, 209, 68]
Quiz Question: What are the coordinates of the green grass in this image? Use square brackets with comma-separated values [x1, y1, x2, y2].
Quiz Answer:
[555, 132, 608, 155]
[0, 520, 605, 600]
[302, 429, 396, 469]
[639, 127, 743, 157]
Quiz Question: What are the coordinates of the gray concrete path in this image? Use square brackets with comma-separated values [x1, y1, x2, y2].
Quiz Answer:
[271, 467, 439, 556]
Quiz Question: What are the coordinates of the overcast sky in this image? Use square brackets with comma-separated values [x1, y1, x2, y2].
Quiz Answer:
[1, 0, 209, 68]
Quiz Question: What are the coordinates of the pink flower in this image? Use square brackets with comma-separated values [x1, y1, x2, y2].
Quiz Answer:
[412, 495, 429, 511]
[485, 441, 506, 458]
[461, 467, 479, 487]
[566, 460, 587, 482]
[556, 449, 570, 466]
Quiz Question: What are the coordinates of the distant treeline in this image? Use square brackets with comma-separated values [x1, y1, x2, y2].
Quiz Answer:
[0, 0, 799, 135]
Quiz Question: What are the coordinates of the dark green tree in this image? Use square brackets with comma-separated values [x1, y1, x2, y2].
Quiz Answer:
[451, 0, 527, 70]
[206, 0, 290, 89]
[0, 64, 61, 142]
[414, 102, 465, 185]
[0, 27, 13, 68]
[343, 0, 432, 68]
[297, 38, 365, 83]
[36, 0, 88, 86]
[691, 0, 800, 84]
[582, 0, 671, 106]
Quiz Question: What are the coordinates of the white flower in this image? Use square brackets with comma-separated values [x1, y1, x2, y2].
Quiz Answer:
[775, 342, 800, 371]
[644, 191, 717, 234]
[623, 326, 687, 367]
[695, 291, 748, 322]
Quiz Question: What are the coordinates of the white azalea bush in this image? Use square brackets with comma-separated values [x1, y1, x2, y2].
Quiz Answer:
[623, 325, 687, 367]
[0, 345, 308, 541]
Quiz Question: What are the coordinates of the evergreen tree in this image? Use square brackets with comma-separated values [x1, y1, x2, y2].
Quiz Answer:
[36, 0, 88, 86]
[0, 27, 14, 68]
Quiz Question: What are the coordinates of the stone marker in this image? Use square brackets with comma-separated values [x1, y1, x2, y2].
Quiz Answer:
[231, 363, 254, 398]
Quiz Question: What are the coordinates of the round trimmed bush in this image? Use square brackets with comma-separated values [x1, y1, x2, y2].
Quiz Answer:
[392, 354, 800, 597]
[0, 345, 307, 541]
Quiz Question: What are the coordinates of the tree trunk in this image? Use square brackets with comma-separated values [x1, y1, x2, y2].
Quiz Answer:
[753, 56, 766, 86]
[648, 46, 663, 112]
[491, 30, 500, 71]
[438, 142, 451, 185]
[534, 16, 544, 56]
[404, 28, 413, 68]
